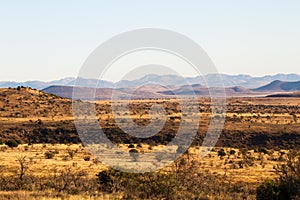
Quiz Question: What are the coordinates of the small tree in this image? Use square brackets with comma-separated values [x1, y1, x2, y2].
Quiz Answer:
[17, 155, 27, 181]
[276, 148, 300, 198]
[256, 149, 300, 200]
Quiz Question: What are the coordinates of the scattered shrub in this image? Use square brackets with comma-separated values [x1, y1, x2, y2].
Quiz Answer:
[96, 169, 115, 193]
[256, 180, 281, 200]
[37, 119, 43, 125]
[68, 150, 75, 159]
[258, 147, 269, 154]
[257, 149, 300, 200]
[44, 151, 55, 159]
[5, 139, 19, 148]
[275, 149, 300, 199]
[129, 149, 138, 153]
[229, 150, 236, 155]
[218, 149, 226, 157]
[83, 156, 90, 161]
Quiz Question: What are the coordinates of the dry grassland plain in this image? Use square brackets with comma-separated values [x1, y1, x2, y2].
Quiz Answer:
[0, 87, 299, 199]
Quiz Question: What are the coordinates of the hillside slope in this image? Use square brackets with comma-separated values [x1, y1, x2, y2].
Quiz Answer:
[254, 80, 300, 92]
[1, 87, 300, 149]
[0, 87, 78, 144]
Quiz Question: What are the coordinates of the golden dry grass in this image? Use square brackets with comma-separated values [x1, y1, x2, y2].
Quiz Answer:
[0, 143, 286, 184]
[0, 87, 299, 199]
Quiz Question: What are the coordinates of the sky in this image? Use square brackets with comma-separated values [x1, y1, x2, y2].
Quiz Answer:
[0, 0, 300, 82]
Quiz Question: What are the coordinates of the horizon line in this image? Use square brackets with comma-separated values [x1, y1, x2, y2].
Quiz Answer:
[1, 72, 300, 83]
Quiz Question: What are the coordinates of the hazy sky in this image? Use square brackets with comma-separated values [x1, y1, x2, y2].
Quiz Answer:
[0, 0, 300, 81]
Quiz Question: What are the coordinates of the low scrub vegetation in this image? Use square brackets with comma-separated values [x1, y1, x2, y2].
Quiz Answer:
[256, 148, 300, 200]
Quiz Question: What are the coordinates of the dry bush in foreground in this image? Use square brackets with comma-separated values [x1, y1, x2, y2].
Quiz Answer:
[96, 156, 256, 199]
[256, 148, 300, 200]
[0, 153, 257, 199]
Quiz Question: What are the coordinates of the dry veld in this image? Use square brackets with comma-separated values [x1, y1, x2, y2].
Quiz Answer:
[0, 87, 299, 199]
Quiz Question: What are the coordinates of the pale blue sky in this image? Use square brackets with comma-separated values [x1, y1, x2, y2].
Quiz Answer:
[0, 0, 300, 81]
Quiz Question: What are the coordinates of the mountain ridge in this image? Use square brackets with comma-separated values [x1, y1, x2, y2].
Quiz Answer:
[2, 73, 300, 90]
[42, 79, 300, 100]
[254, 80, 300, 92]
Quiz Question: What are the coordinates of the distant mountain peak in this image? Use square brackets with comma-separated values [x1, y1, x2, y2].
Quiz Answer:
[254, 80, 300, 92]
[1, 73, 300, 90]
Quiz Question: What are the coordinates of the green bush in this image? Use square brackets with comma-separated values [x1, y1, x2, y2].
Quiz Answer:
[44, 151, 55, 159]
[5, 139, 19, 148]
[96, 169, 115, 193]
[276, 149, 300, 198]
[218, 149, 226, 157]
[256, 180, 291, 200]
[257, 149, 300, 200]
[96, 169, 176, 198]
[256, 180, 280, 200]
[258, 147, 269, 154]
[83, 156, 90, 161]
[129, 149, 138, 153]
[229, 149, 236, 155]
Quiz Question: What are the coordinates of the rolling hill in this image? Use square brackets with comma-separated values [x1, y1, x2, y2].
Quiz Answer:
[43, 84, 260, 100]
[1, 86, 300, 150]
[43, 79, 300, 100]
[254, 80, 300, 92]
[0, 87, 79, 144]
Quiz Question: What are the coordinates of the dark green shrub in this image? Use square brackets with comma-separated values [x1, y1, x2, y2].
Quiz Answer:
[258, 147, 269, 154]
[276, 149, 300, 199]
[83, 156, 90, 161]
[37, 119, 43, 125]
[229, 150, 236, 155]
[257, 149, 300, 200]
[256, 180, 280, 200]
[129, 149, 138, 153]
[5, 139, 19, 148]
[96, 169, 175, 198]
[44, 151, 55, 159]
[68, 150, 75, 159]
[128, 144, 135, 148]
[256, 180, 291, 200]
[96, 169, 115, 193]
[218, 149, 226, 157]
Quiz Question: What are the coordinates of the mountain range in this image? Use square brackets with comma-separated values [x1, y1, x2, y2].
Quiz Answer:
[42, 80, 300, 100]
[2, 73, 300, 99]
[2, 73, 300, 90]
